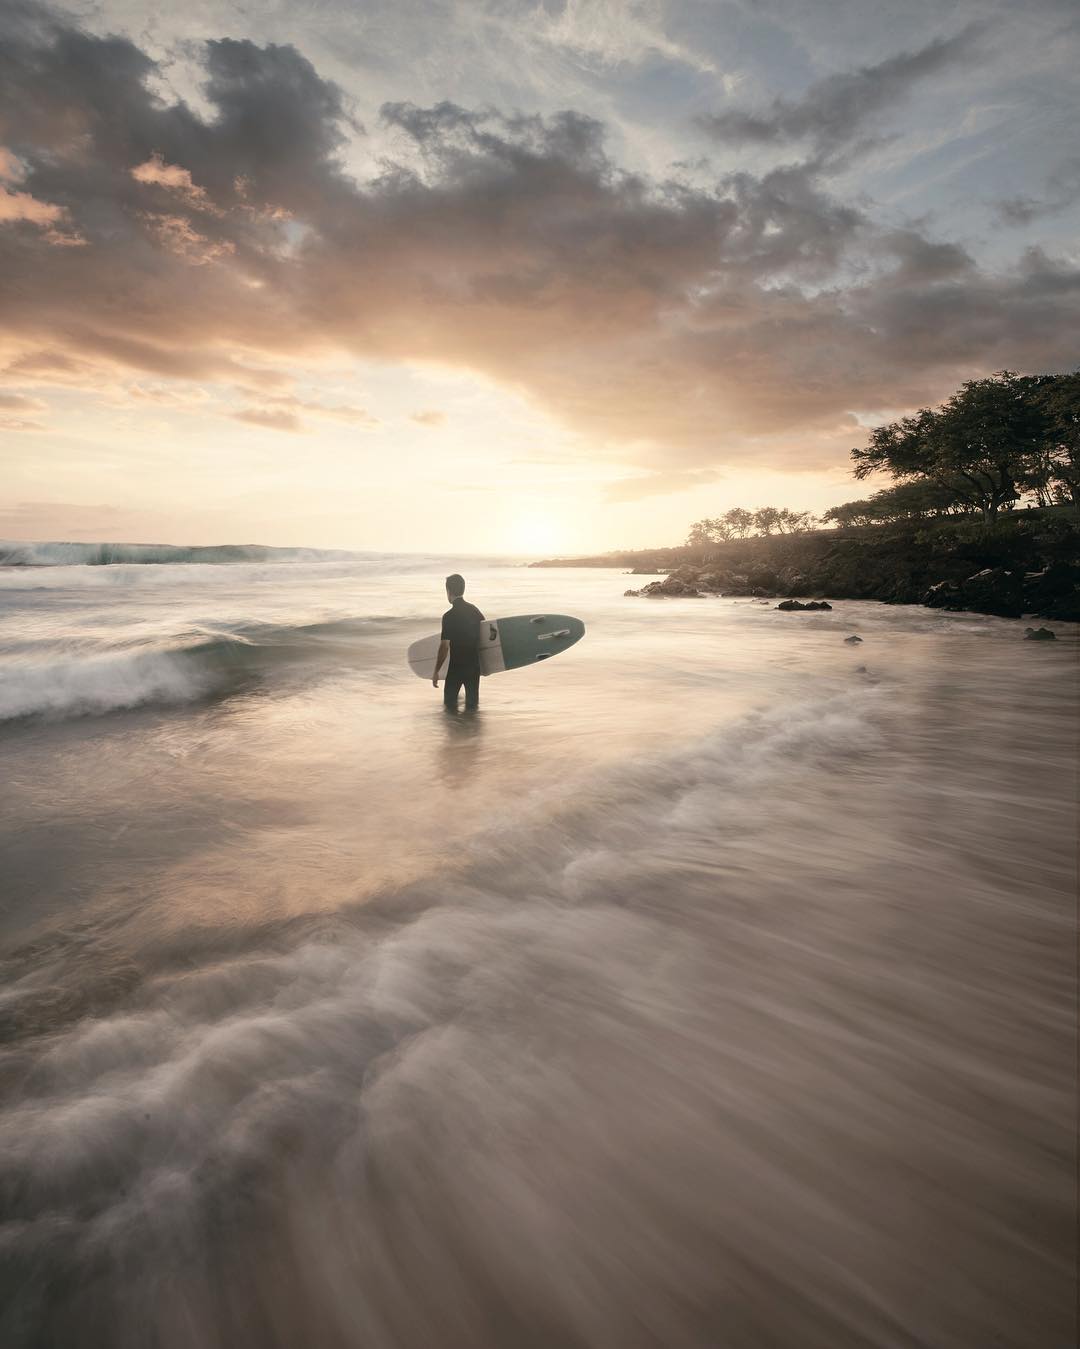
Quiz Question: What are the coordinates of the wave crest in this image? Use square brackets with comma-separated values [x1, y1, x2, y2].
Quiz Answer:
[0, 541, 365, 567]
[0, 616, 412, 721]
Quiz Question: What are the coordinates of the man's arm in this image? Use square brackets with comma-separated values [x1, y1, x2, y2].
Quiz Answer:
[432, 639, 449, 686]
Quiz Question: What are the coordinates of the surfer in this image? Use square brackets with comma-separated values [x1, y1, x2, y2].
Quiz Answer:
[433, 574, 485, 712]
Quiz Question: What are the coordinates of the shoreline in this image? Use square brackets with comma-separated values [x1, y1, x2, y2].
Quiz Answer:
[531, 513, 1080, 624]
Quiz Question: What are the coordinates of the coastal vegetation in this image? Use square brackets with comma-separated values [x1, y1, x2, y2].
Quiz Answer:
[535, 372, 1080, 621]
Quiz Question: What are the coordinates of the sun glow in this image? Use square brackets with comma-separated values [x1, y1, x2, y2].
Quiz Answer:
[507, 512, 566, 557]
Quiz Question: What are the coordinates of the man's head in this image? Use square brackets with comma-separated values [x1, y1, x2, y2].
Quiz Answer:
[445, 573, 465, 601]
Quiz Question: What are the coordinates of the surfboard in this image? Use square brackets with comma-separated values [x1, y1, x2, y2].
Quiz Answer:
[407, 614, 585, 679]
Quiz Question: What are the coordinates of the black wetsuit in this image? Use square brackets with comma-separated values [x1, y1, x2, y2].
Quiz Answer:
[440, 597, 485, 710]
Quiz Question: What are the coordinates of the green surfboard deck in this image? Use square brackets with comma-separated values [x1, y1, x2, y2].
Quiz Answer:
[487, 614, 585, 672]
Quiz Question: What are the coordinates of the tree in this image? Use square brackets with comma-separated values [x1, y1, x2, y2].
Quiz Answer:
[822, 499, 876, 528]
[1030, 371, 1080, 507]
[776, 508, 815, 533]
[822, 480, 974, 528]
[851, 371, 1048, 522]
[686, 518, 733, 549]
[752, 506, 783, 536]
[722, 507, 755, 538]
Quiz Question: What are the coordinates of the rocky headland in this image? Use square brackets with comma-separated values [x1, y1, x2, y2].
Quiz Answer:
[533, 511, 1080, 622]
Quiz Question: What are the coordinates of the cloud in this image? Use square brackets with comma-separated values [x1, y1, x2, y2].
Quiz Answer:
[411, 409, 446, 426]
[230, 407, 303, 432]
[261, 394, 378, 424]
[0, 11, 1076, 478]
[123, 381, 212, 406]
[698, 29, 979, 158]
[131, 152, 220, 214]
[3, 350, 97, 381]
[0, 145, 84, 244]
[536, 0, 717, 74]
[605, 469, 723, 503]
[996, 157, 1080, 226]
[0, 392, 46, 412]
[138, 212, 236, 264]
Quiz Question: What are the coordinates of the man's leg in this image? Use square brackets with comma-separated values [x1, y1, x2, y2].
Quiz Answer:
[463, 670, 480, 712]
[443, 670, 463, 710]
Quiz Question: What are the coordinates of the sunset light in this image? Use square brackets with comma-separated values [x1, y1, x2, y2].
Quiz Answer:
[1, 4, 1076, 1348]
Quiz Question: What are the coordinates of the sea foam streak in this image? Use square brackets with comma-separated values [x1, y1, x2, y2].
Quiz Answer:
[1, 687, 1072, 1349]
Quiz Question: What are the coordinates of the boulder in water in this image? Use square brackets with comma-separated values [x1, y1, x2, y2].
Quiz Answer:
[924, 568, 1025, 618]
[777, 599, 832, 612]
[1024, 626, 1056, 640]
[844, 634, 863, 644]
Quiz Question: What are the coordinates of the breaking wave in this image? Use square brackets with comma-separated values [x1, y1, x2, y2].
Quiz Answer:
[0, 616, 411, 722]
[0, 541, 365, 567]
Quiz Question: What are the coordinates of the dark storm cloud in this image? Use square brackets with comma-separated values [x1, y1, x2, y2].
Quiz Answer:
[699, 29, 979, 157]
[0, 4, 1077, 476]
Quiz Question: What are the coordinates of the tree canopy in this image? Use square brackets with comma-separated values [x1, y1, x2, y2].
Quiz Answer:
[686, 506, 815, 548]
[684, 370, 1077, 552]
[822, 480, 974, 528]
[850, 370, 1072, 521]
[1029, 372, 1080, 506]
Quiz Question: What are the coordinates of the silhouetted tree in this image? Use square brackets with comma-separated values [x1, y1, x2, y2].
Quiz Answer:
[752, 506, 783, 536]
[775, 508, 815, 533]
[722, 507, 755, 538]
[1030, 371, 1080, 507]
[686, 518, 733, 550]
[851, 371, 1047, 522]
[821, 499, 877, 528]
[823, 480, 972, 526]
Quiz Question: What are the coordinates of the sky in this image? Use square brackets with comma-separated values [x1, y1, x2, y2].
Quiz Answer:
[1, 0, 1078, 555]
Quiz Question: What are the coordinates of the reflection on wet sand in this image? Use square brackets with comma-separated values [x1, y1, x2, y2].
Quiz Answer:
[435, 704, 486, 791]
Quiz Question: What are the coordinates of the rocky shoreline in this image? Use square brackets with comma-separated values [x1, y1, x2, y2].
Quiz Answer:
[537, 513, 1080, 623]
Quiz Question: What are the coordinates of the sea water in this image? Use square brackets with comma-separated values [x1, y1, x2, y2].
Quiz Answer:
[0, 550, 1076, 1349]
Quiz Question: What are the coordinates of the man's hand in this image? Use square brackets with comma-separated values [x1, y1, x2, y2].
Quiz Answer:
[432, 639, 449, 688]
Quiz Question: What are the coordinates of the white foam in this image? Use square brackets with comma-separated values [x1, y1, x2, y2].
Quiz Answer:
[0, 648, 214, 720]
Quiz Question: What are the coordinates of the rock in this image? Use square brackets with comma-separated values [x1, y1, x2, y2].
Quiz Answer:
[748, 568, 780, 592]
[776, 599, 832, 611]
[1022, 562, 1080, 622]
[669, 566, 701, 585]
[659, 577, 703, 597]
[922, 578, 964, 608]
[844, 635, 863, 644]
[854, 664, 868, 673]
[924, 568, 1024, 618]
[1024, 626, 1056, 640]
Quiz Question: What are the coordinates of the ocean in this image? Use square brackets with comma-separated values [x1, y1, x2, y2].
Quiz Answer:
[0, 547, 1076, 1349]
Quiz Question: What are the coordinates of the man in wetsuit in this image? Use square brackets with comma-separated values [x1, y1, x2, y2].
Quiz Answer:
[433, 573, 485, 712]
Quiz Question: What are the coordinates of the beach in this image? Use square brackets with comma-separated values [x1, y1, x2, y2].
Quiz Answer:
[0, 553, 1076, 1348]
